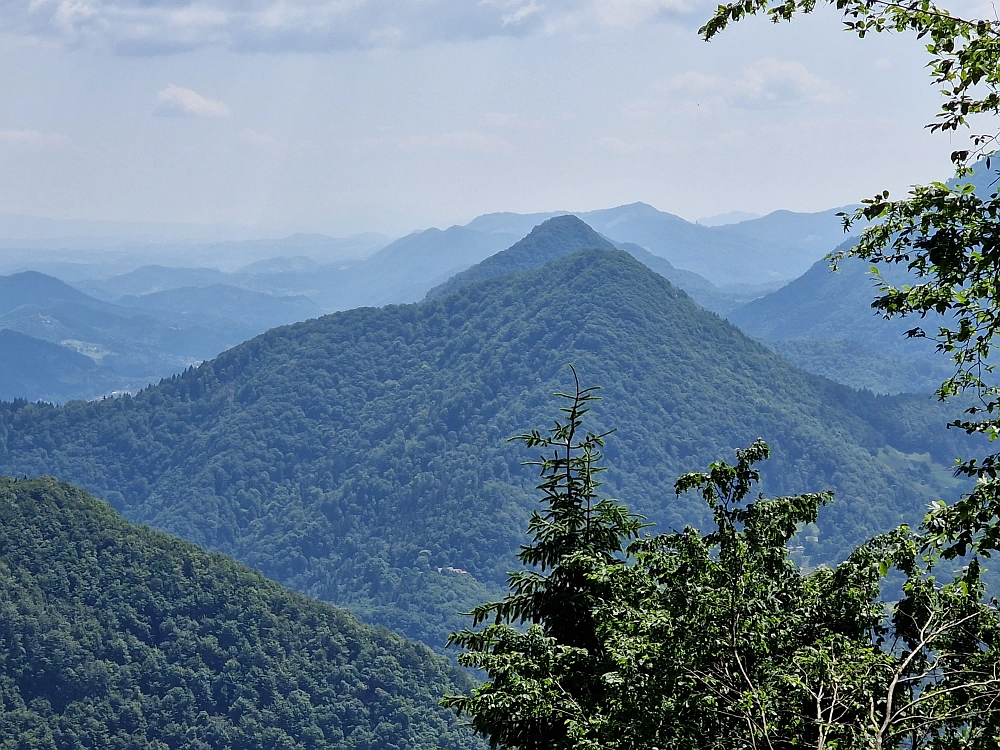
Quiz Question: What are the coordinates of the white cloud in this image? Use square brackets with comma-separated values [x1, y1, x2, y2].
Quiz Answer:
[666, 59, 844, 110]
[4, 0, 715, 54]
[571, 0, 699, 29]
[156, 84, 231, 117]
[0, 129, 70, 147]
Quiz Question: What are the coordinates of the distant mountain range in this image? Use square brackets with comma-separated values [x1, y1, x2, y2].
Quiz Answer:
[426, 215, 778, 314]
[79, 204, 816, 320]
[0, 222, 976, 650]
[0, 203, 924, 403]
[462, 202, 852, 286]
[11, 201, 851, 309]
[0, 271, 323, 402]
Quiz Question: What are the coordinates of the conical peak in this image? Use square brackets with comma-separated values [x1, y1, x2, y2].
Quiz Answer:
[426, 215, 615, 299]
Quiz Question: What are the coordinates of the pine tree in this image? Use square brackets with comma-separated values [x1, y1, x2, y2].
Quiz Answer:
[442, 367, 646, 749]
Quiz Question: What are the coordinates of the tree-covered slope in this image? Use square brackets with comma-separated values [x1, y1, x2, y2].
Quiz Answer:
[0, 329, 112, 403]
[727, 248, 950, 392]
[426, 215, 616, 298]
[0, 248, 976, 648]
[427, 215, 772, 313]
[0, 476, 482, 750]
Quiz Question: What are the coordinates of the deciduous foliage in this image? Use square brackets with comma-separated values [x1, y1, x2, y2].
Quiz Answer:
[0, 249, 975, 649]
[699, 0, 1000, 613]
[446, 385, 1000, 749]
[0, 476, 483, 750]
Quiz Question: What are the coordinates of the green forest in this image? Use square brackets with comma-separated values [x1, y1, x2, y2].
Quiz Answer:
[0, 476, 482, 750]
[0, 247, 979, 648]
[9, 0, 1000, 741]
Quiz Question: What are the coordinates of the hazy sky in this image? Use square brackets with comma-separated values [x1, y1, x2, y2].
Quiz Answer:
[0, 0, 987, 236]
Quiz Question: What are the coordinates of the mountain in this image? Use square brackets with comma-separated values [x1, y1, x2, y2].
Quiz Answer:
[79, 265, 235, 299]
[715, 207, 855, 262]
[303, 225, 519, 309]
[463, 210, 563, 238]
[578, 203, 831, 285]
[464, 203, 852, 286]
[727, 249, 951, 393]
[428, 216, 778, 313]
[119, 284, 323, 333]
[0, 271, 239, 401]
[0, 329, 114, 403]
[0, 476, 481, 749]
[78, 227, 518, 314]
[426, 215, 616, 298]
[0, 270, 93, 313]
[622, 244, 783, 314]
[41, 204, 847, 319]
[0, 246, 977, 651]
[201, 232, 389, 269]
[0, 271, 325, 403]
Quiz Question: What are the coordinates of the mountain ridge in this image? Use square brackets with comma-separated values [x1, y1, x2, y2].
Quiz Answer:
[727, 248, 950, 393]
[0, 246, 975, 650]
[0, 475, 482, 749]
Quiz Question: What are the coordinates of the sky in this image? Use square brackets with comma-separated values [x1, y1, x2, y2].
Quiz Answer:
[0, 0, 988, 237]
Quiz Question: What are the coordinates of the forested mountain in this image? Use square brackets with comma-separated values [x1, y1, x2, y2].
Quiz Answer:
[119, 285, 323, 334]
[426, 215, 616, 298]
[427, 215, 777, 313]
[0, 270, 95, 311]
[0, 476, 481, 750]
[727, 248, 951, 393]
[0, 271, 232, 399]
[465, 203, 841, 286]
[0, 329, 114, 403]
[0, 271, 322, 403]
[0, 247, 976, 649]
[622, 244, 782, 314]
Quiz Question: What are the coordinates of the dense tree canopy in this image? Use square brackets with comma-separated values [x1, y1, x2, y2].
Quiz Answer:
[446, 385, 1000, 750]
[0, 476, 483, 750]
[0, 249, 978, 649]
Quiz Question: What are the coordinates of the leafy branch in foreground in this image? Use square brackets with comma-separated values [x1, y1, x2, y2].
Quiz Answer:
[701, 0, 1000, 165]
[444, 381, 1000, 749]
[700, 0, 1000, 587]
